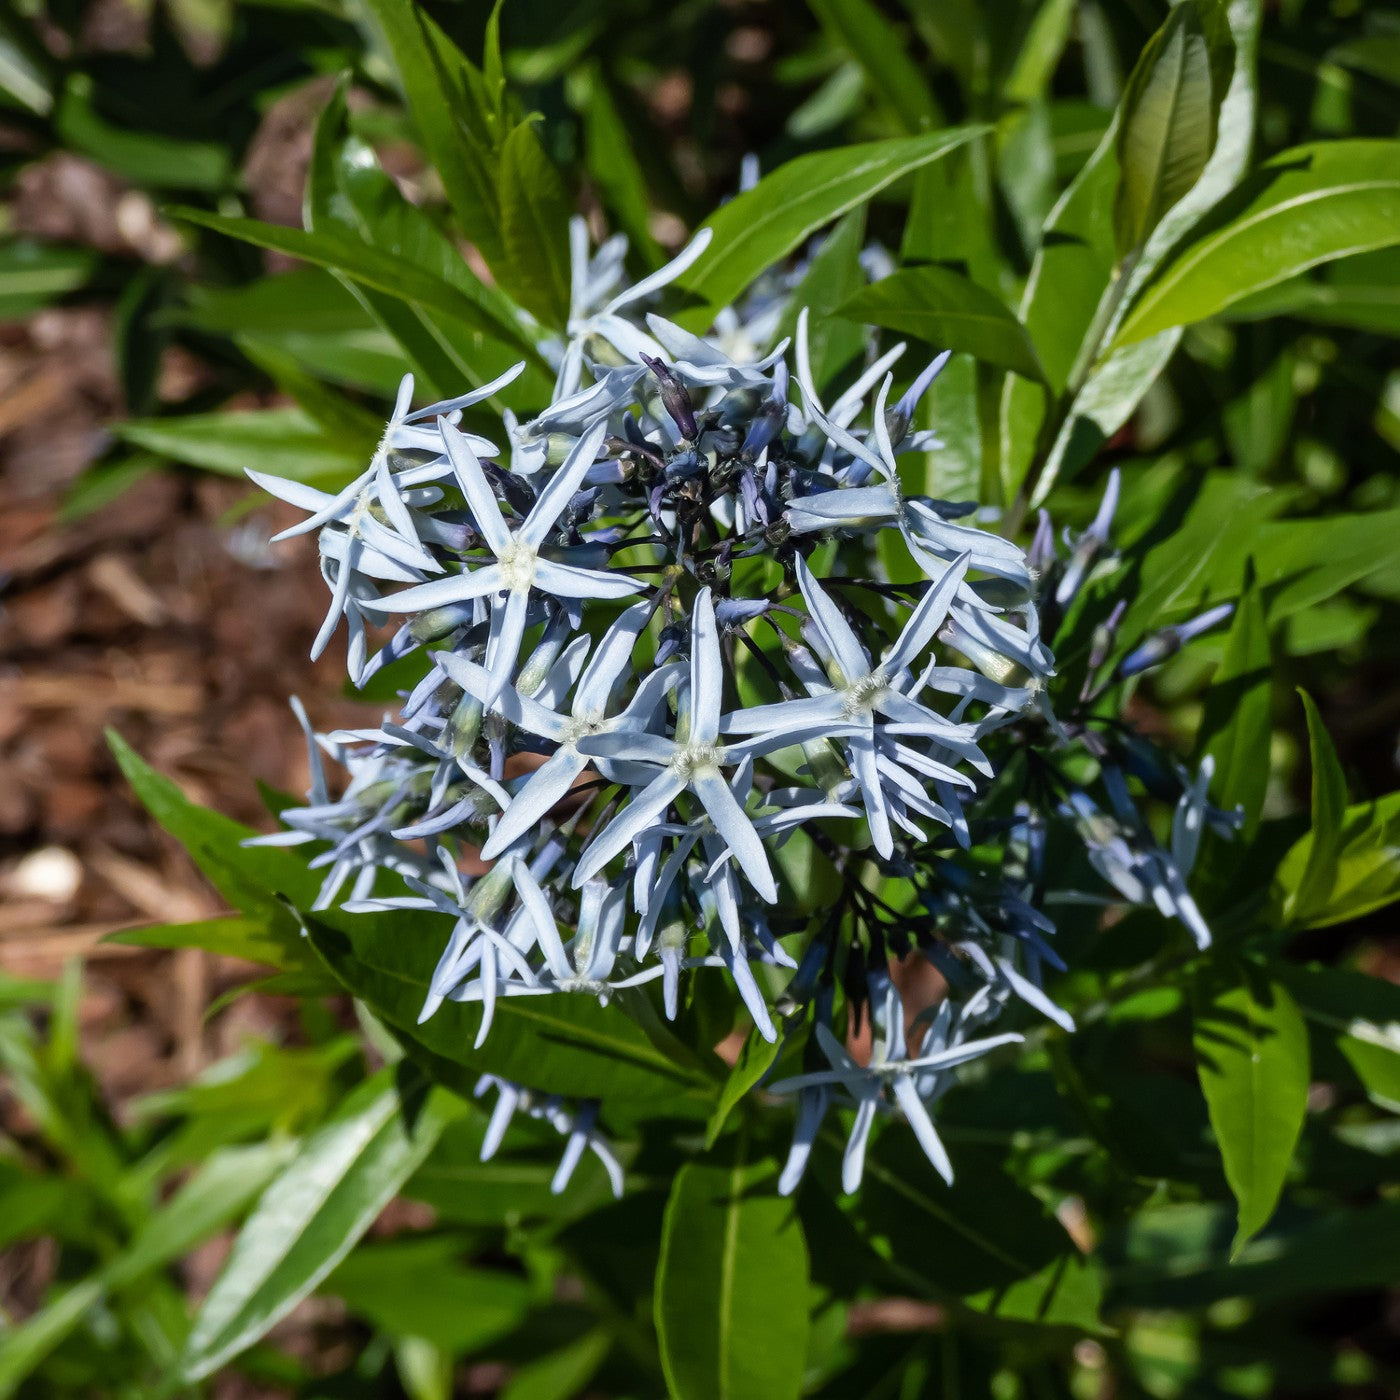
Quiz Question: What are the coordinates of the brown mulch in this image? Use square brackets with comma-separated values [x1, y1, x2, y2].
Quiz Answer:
[0, 299, 379, 1090]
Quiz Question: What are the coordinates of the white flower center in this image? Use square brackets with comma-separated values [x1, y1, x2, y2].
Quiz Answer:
[498, 539, 538, 592]
[841, 670, 886, 719]
[670, 743, 721, 779]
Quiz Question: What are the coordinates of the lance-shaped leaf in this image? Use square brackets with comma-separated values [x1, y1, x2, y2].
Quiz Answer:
[656, 1138, 809, 1400]
[1117, 139, 1400, 344]
[178, 1066, 456, 1382]
[1193, 957, 1309, 1257]
[1113, 1, 1220, 256]
[678, 126, 987, 313]
[841, 266, 1045, 381]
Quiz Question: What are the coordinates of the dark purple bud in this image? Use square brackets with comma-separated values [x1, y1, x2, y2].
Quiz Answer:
[655, 623, 686, 666]
[482, 461, 536, 517]
[741, 398, 785, 458]
[642, 353, 697, 440]
[664, 447, 704, 483]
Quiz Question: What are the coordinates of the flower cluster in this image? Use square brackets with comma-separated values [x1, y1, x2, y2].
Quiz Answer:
[251, 218, 1238, 1196]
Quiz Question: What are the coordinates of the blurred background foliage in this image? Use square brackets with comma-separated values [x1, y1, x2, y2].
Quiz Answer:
[1, 0, 1399, 1397]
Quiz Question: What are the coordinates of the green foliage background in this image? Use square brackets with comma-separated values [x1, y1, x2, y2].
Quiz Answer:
[2, 1, 1399, 1396]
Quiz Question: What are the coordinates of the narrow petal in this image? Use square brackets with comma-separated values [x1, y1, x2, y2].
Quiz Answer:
[892, 1077, 953, 1185]
[883, 551, 970, 678]
[693, 769, 777, 902]
[688, 588, 722, 744]
[443, 418, 511, 555]
[482, 749, 589, 861]
[574, 770, 687, 885]
[520, 420, 609, 547]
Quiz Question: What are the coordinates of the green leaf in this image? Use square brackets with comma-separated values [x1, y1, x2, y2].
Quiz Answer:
[656, 1137, 809, 1400]
[1195, 575, 1272, 838]
[324, 1237, 530, 1352]
[774, 207, 867, 389]
[573, 67, 663, 268]
[305, 93, 540, 402]
[1003, 0, 1078, 104]
[497, 118, 573, 326]
[1274, 791, 1400, 932]
[301, 905, 715, 1104]
[841, 267, 1045, 381]
[106, 916, 299, 966]
[807, 0, 942, 133]
[0, 11, 51, 115]
[1274, 963, 1400, 1110]
[1113, 2, 1219, 256]
[1117, 139, 1400, 344]
[1109, 1198, 1400, 1308]
[0, 1142, 293, 1395]
[55, 73, 228, 190]
[168, 206, 541, 370]
[114, 407, 367, 487]
[679, 126, 988, 313]
[500, 1330, 611, 1400]
[705, 1028, 781, 1149]
[105, 731, 321, 967]
[359, 0, 506, 269]
[1193, 956, 1309, 1256]
[179, 1067, 456, 1382]
[847, 1135, 1104, 1331]
[0, 240, 96, 318]
[1290, 691, 1349, 921]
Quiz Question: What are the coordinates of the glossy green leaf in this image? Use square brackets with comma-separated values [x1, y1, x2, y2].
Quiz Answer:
[168, 206, 541, 369]
[1274, 790, 1400, 932]
[497, 118, 573, 326]
[305, 93, 540, 402]
[359, 0, 506, 268]
[115, 407, 367, 487]
[179, 1067, 455, 1382]
[705, 1028, 781, 1149]
[1118, 139, 1400, 344]
[1113, 2, 1218, 256]
[656, 1138, 809, 1400]
[841, 267, 1045, 380]
[1290, 691, 1350, 920]
[302, 905, 714, 1104]
[1193, 957, 1309, 1256]
[679, 126, 987, 312]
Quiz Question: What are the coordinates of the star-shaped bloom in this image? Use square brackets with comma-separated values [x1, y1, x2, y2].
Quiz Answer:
[552, 219, 714, 399]
[573, 588, 777, 901]
[436, 599, 681, 860]
[771, 973, 1022, 1194]
[474, 1074, 624, 1199]
[720, 553, 984, 856]
[364, 419, 643, 703]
